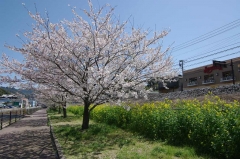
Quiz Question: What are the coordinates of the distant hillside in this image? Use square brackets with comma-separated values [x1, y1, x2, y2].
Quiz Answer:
[0, 87, 33, 96]
[0, 88, 10, 96]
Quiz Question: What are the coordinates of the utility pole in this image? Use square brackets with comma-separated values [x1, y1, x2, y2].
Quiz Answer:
[179, 60, 184, 91]
[230, 59, 235, 85]
[179, 60, 184, 75]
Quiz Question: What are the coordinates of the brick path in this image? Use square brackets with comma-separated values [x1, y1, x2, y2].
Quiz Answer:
[0, 109, 57, 159]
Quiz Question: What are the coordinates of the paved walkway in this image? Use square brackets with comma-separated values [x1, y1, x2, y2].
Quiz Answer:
[0, 109, 57, 159]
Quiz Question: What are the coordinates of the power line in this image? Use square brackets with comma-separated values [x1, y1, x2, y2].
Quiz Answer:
[184, 45, 240, 63]
[186, 42, 240, 61]
[189, 33, 240, 54]
[172, 43, 240, 67]
[184, 51, 240, 68]
[172, 19, 240, 50]
[172, 24, 240, 52]
[171, 19, 240, 52]
[174, 33, 240, 58]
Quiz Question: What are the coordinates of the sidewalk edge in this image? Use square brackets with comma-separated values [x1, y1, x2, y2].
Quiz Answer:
[48, 115, 66, 159]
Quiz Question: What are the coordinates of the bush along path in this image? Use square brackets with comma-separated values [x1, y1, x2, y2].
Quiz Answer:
[48, 108, 210, 159]
[90, 95, 240, 159]
[0, 109, 57, 159]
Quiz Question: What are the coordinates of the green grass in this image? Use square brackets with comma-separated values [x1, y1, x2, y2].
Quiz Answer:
[48, 109, 82, 125]
[48, 110, 210, 159]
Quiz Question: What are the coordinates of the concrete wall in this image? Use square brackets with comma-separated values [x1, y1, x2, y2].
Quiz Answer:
[148, 83, 240, 101]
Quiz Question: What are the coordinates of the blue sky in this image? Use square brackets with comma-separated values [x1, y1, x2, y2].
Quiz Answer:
[0, 0, 240, 73]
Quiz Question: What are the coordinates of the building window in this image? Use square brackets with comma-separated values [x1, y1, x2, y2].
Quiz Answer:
[203, 74, 214, 84]
[187, 77, 197, 86]
[221, 71, 233, 82]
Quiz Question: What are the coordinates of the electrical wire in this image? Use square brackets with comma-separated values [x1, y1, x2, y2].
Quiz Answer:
[184, 51, 240, 68]
[184, 42, 240, 61]
[169, 20, 240, 73]
[171, 19, 240, 52]
[172, 44, 240, 68]
[184, 45, 240, 63]
[174, 33, 240, 58]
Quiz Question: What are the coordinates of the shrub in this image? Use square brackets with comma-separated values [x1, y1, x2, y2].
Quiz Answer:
[67, 105, 84, 116]
[91, 96, 240, 158]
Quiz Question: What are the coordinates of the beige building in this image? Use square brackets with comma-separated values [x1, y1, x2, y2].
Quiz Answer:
[180, 57, 240, 89]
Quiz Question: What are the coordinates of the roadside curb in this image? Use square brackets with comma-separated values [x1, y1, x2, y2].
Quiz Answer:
[48, 114, 66, 159]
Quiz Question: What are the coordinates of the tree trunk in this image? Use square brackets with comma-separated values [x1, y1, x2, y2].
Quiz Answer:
[82, 102, 90, 130]
[58, 105, 61, 114]
[62, 101, 67, 118]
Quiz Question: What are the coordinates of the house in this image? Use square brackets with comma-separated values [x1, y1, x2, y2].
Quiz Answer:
[179, 57, 240, 89]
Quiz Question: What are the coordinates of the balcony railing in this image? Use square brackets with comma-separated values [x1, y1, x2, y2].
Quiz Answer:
[202, 79, 215, 84]
[187, 81, 198, 86]
[220, 76, 234, 82]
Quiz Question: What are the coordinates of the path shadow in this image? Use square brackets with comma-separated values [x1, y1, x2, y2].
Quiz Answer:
[0, 129, 56, 158]
[10, 118, 48, 128]
[0, 109, 56, 159]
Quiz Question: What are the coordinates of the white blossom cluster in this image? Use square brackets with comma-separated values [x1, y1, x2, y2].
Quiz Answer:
[0, 0, 174, 111]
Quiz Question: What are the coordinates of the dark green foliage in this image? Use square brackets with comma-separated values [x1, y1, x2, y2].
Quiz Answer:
[0, 87, 10, 96]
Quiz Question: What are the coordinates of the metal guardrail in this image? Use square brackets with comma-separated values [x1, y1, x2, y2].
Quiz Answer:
[0, 107, 40, 130]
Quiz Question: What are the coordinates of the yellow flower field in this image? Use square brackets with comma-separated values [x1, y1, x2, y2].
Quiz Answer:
[68, 95, 240, 158]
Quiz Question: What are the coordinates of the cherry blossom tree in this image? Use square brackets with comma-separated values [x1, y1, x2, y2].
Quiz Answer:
[33, 85, 68, 117]
[0, 0, 175, 130]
